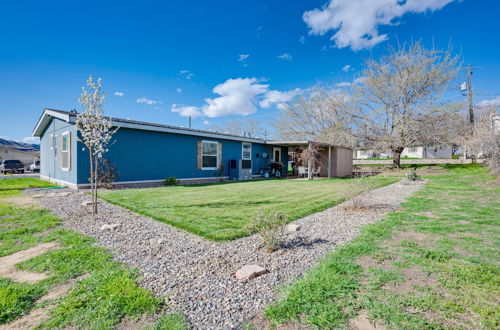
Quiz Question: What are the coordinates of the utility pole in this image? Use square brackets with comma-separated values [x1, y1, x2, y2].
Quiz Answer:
[188, 116, 192, 129]
[467, 65, 474, 132]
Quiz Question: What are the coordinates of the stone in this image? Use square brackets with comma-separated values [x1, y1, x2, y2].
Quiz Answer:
[75, 192, 85, 196]
[81, 201, 94, 206]
[286, 224, 301, 232]
[99, 223, 121, 231]
[32, 194, 44, 198]
[235, 265, 267, 281]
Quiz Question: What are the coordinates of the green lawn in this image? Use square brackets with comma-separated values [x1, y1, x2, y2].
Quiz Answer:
[100, 177, 398, 241]
[265, 164, 500, 329]
[0, 178, 186, 329]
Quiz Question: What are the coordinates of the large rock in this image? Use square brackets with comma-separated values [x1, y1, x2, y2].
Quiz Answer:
[286, 224, 301, 232]
[81, 201, 94, 206]
[32, 194, 44, 198]
[99, 223, 121, 231]
[235, 264, 267, 281]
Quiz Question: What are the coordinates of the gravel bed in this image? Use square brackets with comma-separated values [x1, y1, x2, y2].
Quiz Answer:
[30, 180, 424, 329]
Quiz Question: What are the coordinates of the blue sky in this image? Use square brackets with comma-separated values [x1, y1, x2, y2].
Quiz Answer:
[1, 0, 499, 142]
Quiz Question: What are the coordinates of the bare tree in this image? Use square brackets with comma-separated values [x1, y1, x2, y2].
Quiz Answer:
[275, 88, 356, 147]
[466, 108, 500, 174]
[297, 143, 322, 180]
[356, 41, 462, 168]
[75, 76, 117, 214]
[210, 118, 263, 138]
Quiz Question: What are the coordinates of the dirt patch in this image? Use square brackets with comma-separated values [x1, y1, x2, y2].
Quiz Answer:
[383, 267, 438, 294]
[388, 231, 435, 248]
[4, 196, 39, 208]
[349, 311, 386, 330]
[356, 256, 395, 271]
[414, 212, 439, 219]
[0, 307, 50, 330]
[0, 222, 15, 226]
[0, 242, 60, 283]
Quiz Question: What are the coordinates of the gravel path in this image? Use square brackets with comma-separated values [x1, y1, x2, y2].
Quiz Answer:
[31, 180, 424, 329]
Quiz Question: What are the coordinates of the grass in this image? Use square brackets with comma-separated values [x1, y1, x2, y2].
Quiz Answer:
[100, 176, 398, 241]
[265, 164, 499, 329]
[0, 178, 185, 329]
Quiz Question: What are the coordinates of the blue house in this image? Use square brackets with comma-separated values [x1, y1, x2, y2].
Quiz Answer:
[32, 109, 352, 188]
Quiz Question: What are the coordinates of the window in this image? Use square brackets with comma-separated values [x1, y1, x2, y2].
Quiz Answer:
[408, 147, 417, 153]
[60, 132, 71, 171]
[242, 142, 252, 160]
[202, 141, 218, 169]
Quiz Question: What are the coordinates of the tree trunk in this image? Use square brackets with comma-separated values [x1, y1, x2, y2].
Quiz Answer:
[89, 146, 95, 215]
[94, 157, 99, 214]
[391, 147, 404, 169]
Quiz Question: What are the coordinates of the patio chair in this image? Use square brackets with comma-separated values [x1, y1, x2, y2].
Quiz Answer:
[297, 166, 307, 178]
[313, 167, 321, 177]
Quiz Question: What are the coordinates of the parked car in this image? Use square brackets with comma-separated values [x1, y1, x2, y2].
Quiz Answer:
[30, 160, 41, 172]
[0, 159, 25, 174]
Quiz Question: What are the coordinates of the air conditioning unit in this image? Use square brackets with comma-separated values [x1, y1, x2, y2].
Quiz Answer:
[228, 159, 252, 180]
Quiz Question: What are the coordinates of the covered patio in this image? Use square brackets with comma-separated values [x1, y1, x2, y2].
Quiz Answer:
[267, 140, 353, 178]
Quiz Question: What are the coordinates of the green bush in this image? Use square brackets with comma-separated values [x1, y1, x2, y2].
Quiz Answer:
[164, 177, 180, 186]
[406, 169, 421, 181]
[247, 209, 288, 252]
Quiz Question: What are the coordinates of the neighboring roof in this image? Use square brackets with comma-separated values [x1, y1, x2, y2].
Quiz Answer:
[0, 146, 40, 155]
[267, 140, 350, 149]
[33, 109, 266, 143]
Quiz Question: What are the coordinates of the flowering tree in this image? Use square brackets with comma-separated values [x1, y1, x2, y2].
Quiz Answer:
[75, 76, 117, 214]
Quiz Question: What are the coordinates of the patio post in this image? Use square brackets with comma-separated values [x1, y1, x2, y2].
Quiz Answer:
[328, 145, 332, 178]
[307, 141, 313, 180]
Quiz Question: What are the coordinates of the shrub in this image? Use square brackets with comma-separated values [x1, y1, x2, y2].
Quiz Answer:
[214, 164, 225, 182]
[164, 177, 180, 186]
[247, 209, 288, 252]
[97, 159, 119, 189]
[406, 169, 421, 181]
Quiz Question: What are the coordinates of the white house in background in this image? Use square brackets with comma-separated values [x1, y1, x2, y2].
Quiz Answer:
[354, 145, 454, 159]
[0, 146, 40, 165]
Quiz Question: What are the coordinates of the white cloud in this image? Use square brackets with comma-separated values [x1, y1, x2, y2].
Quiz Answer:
[299, 36, 306, 44]
[277, 53, 293, 61]
[179, 70, 194, 80]
[260, 88, 301, 111]
[303, 0, 456, 51]
[203, 120, 210, 125]
[202, 78, 269, 117]
[136, 97, 159, 105]
[114, 91, 124, 96]
[477, 96, 500, 109]
[171, 104, 203, 118]
[238, 54, 250, 62]
[176, 88, 182, 93]
[342, 64, 351, 72]
[336, 76, 367, 87]
[22, 136, 40, 143]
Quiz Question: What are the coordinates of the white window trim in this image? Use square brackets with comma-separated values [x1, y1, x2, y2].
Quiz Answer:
[273, 147, 281, 162]
[50, 134, 54, 150]
[201, 140, 219, 170]
[61, 131, 70, 171]
[242, 142, 252, 160]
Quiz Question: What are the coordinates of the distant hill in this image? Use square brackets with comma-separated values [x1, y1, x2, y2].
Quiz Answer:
[0, 138, 40, 152]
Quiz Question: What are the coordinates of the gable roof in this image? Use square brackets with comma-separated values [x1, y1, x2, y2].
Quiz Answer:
[32, 109, 267, 144]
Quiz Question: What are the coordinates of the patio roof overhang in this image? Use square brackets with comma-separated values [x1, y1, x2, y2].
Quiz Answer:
[266, 140, 348, 148]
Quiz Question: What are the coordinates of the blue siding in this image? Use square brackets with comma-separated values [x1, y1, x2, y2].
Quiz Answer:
[39, 119, 289, 185]
[76, 127, 284, 184]
[40, 118, 78, 184]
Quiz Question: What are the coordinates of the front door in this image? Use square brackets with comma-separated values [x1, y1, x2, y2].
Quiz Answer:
[273, 147, 281, 163]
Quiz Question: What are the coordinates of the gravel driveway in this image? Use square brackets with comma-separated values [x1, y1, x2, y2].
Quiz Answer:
[33, 180, 424, 329]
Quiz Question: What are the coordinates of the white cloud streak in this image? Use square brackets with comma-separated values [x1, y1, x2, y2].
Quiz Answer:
[477, 96, 500, 109]
[335, 76, 367, 87]
[260, 88, 301, 111]
[342, 64, 351, 72]
[238, 54, 250, 62]
[136, 97, 159, 105]
[171, 104, 203, 118]
[179, 70, 194, 80]
[114, 91, 124, 96]
[277, 53, 293, 61]
[303, 0, 457, 50]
